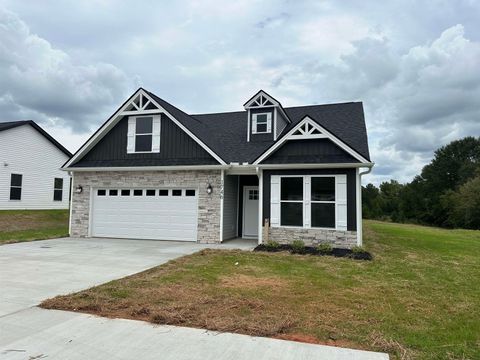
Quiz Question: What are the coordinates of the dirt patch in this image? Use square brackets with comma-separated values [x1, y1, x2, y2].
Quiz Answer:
[276, 333, 363, 349]
[220, 274, 289, 289]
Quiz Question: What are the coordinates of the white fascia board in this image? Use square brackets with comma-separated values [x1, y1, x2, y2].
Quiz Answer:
[63, 89, 227, 168]
[65, 165, 230, 172]
[254, 116, 371, 165]
[255, 163, 374, 169]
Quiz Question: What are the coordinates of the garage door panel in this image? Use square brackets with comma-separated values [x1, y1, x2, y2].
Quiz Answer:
[91, 188, 198, 241]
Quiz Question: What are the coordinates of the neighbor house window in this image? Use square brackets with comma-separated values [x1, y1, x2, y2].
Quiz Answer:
[280, 177, 303, 226]
[252, 112, 272, 134]
[53, 178, 63, 201]
[135, 116, 153, 152]
[10, 174, 22, 200]
[311, 177, 335, 228]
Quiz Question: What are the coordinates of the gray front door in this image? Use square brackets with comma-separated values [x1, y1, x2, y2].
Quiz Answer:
[243, 186, 259, 238]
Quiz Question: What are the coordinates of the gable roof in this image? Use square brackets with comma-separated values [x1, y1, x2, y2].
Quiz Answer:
[191, 101, 370, 163]
[0, 120, 72, 157]
[66, 88, 371, 169]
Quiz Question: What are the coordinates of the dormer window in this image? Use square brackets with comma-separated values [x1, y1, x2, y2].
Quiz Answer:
[127, 115, 161, 154]
[252, 113, 272, 134]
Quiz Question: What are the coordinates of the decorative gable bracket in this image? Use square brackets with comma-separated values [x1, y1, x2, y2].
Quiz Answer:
[289, 118, 327, 140]
[120, 92, 160, 116]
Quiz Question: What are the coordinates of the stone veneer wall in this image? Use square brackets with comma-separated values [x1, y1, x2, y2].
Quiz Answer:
[70, 170, 222, 243]
[267, 227, 357, 249]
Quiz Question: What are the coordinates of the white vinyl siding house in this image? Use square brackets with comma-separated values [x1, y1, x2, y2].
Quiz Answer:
[0, 123, 71, 210]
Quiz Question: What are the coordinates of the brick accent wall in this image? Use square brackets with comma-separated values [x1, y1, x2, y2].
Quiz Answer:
[70, 170, 222, 243]
[267, 227, 358, 249]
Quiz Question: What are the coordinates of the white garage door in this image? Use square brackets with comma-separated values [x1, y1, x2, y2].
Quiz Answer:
[91, 188, 198, 241]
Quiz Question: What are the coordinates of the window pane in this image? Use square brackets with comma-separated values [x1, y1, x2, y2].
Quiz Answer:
[10, 187, 21, 200]
[256, 123, 267, 133]
[281, 202, 303, 226]
[54, 178, 63, 189]
[11, 174, 22, 187]
[97, 189, 106, 196]
[185, 190, 195, 196]
[281, 177, 303, 200]
[146, 189, 156, 196]
[311, 203, 335, 228]
[159, 189, 169, 196]
[135, 135, 152, 152]
[109, 189, 118, 196]
[121, 189, 130, 196]
[311, 177, 335, 201]
[133, 189, 143, 196]
[256, 114, 268, 123]
[172, 189, 182, 196]
[136, 117, 153, 134]
[54, 189, 62, 201]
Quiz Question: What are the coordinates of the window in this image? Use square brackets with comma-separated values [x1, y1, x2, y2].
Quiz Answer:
[252, 112, 272, 134]
[248, 189, 258, 200]
[172, 189, 182, 196]
[146, 189, 156, 196]
[135, 116, 153, 152]
[133, 189, 143, 196]
[109, 189, 118, 196]
[121, 189, 130, 196]
[97, 189, 106, 196]
[280, 177, 303, 226]
[159, 189, 169, 196]
[53, 178, 63, 201]
[9, 174, 22, 200]
[185, 190, 196, 197]
[311, 177, 335, 228]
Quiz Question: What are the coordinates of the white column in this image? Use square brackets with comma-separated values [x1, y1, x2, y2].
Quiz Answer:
[258, 169, 263, 244]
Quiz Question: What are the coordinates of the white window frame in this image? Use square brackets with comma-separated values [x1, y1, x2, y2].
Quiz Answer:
[278, 175, 336, 230]
[310, 176, 336, 229]
[128, 114, 161, 154]
[9, 173, 23, 201]
[252, 112, 272, 134]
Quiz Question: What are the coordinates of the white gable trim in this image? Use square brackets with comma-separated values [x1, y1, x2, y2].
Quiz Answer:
[63, 88, 226, 168]
[244, 90, 279, 108]
[254, 116, 370, 164]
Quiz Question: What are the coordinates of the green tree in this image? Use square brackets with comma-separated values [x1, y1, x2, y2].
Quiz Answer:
[443, 175, 480, 229]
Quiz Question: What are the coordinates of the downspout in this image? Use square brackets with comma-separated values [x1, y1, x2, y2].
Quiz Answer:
[256, 166, 263, 244]
[356, 166, 373, 246]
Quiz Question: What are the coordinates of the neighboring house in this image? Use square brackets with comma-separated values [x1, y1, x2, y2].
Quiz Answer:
[0, 121, 72, 210]
[64, 88, 373, 247]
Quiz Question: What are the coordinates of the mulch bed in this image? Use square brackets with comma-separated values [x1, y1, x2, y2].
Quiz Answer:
[254, 244, 373, 260]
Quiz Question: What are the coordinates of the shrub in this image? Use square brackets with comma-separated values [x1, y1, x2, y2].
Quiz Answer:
[316, 243, 333, 254]
[290, 240, 306, 254]
[265, 240, 280, 250]
[351, 246, 366, 254]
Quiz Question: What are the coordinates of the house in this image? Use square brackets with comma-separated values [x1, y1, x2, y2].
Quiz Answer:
[63, 88, 373, 247]
[0, 120, 72, 210]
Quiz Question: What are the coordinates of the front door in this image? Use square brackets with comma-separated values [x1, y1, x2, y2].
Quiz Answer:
[243, 186, 259, 238]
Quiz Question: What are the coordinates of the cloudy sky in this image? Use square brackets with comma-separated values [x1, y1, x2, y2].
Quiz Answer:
[1, 0, 479, 184]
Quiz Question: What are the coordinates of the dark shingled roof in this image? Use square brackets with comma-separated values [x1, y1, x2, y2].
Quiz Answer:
[147, 90, 370, 163]
[0, 120, 72, 157]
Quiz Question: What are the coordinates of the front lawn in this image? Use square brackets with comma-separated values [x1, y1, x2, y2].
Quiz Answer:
[0, 209, 69, 244]
[41, 221, 480, 359]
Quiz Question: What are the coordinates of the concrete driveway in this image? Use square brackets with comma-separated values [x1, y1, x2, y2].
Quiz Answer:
[0, 237, 388, 359]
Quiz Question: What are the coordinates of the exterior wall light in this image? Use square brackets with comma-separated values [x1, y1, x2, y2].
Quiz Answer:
[75, 185, 83, 194]
[206, 184, 213, 194]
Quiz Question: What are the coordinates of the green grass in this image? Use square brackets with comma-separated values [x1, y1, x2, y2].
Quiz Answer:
[41, 220, 480, 359]
[0, 209, 69, 244]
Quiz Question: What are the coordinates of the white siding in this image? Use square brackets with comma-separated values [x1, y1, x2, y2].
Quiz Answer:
[0, 125, 70, 209]
[222, 175, 238, 240]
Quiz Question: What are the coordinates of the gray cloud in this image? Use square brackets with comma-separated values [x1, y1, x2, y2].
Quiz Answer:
[0, 1, 479, 185]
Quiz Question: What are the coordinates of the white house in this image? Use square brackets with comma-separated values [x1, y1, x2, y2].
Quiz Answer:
[0, 121, 72, 210]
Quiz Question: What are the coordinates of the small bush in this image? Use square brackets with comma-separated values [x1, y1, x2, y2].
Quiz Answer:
[290, 240, 306, 254]
[351, 246, 367, 254]
[316, 243, 333, 254]
[265, 240, 280, 250]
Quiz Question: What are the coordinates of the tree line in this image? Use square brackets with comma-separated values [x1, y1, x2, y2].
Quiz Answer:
[363, 137, 480, 229]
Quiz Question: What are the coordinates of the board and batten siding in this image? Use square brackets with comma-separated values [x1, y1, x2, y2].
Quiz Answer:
[0, 125, 70, 209]
[222, 175, 239, 240]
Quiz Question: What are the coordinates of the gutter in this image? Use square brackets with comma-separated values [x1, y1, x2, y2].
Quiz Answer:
[356, 164, 374, 246]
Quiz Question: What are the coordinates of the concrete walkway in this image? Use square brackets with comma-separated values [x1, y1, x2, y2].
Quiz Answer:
[0, 237, 388, 359]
